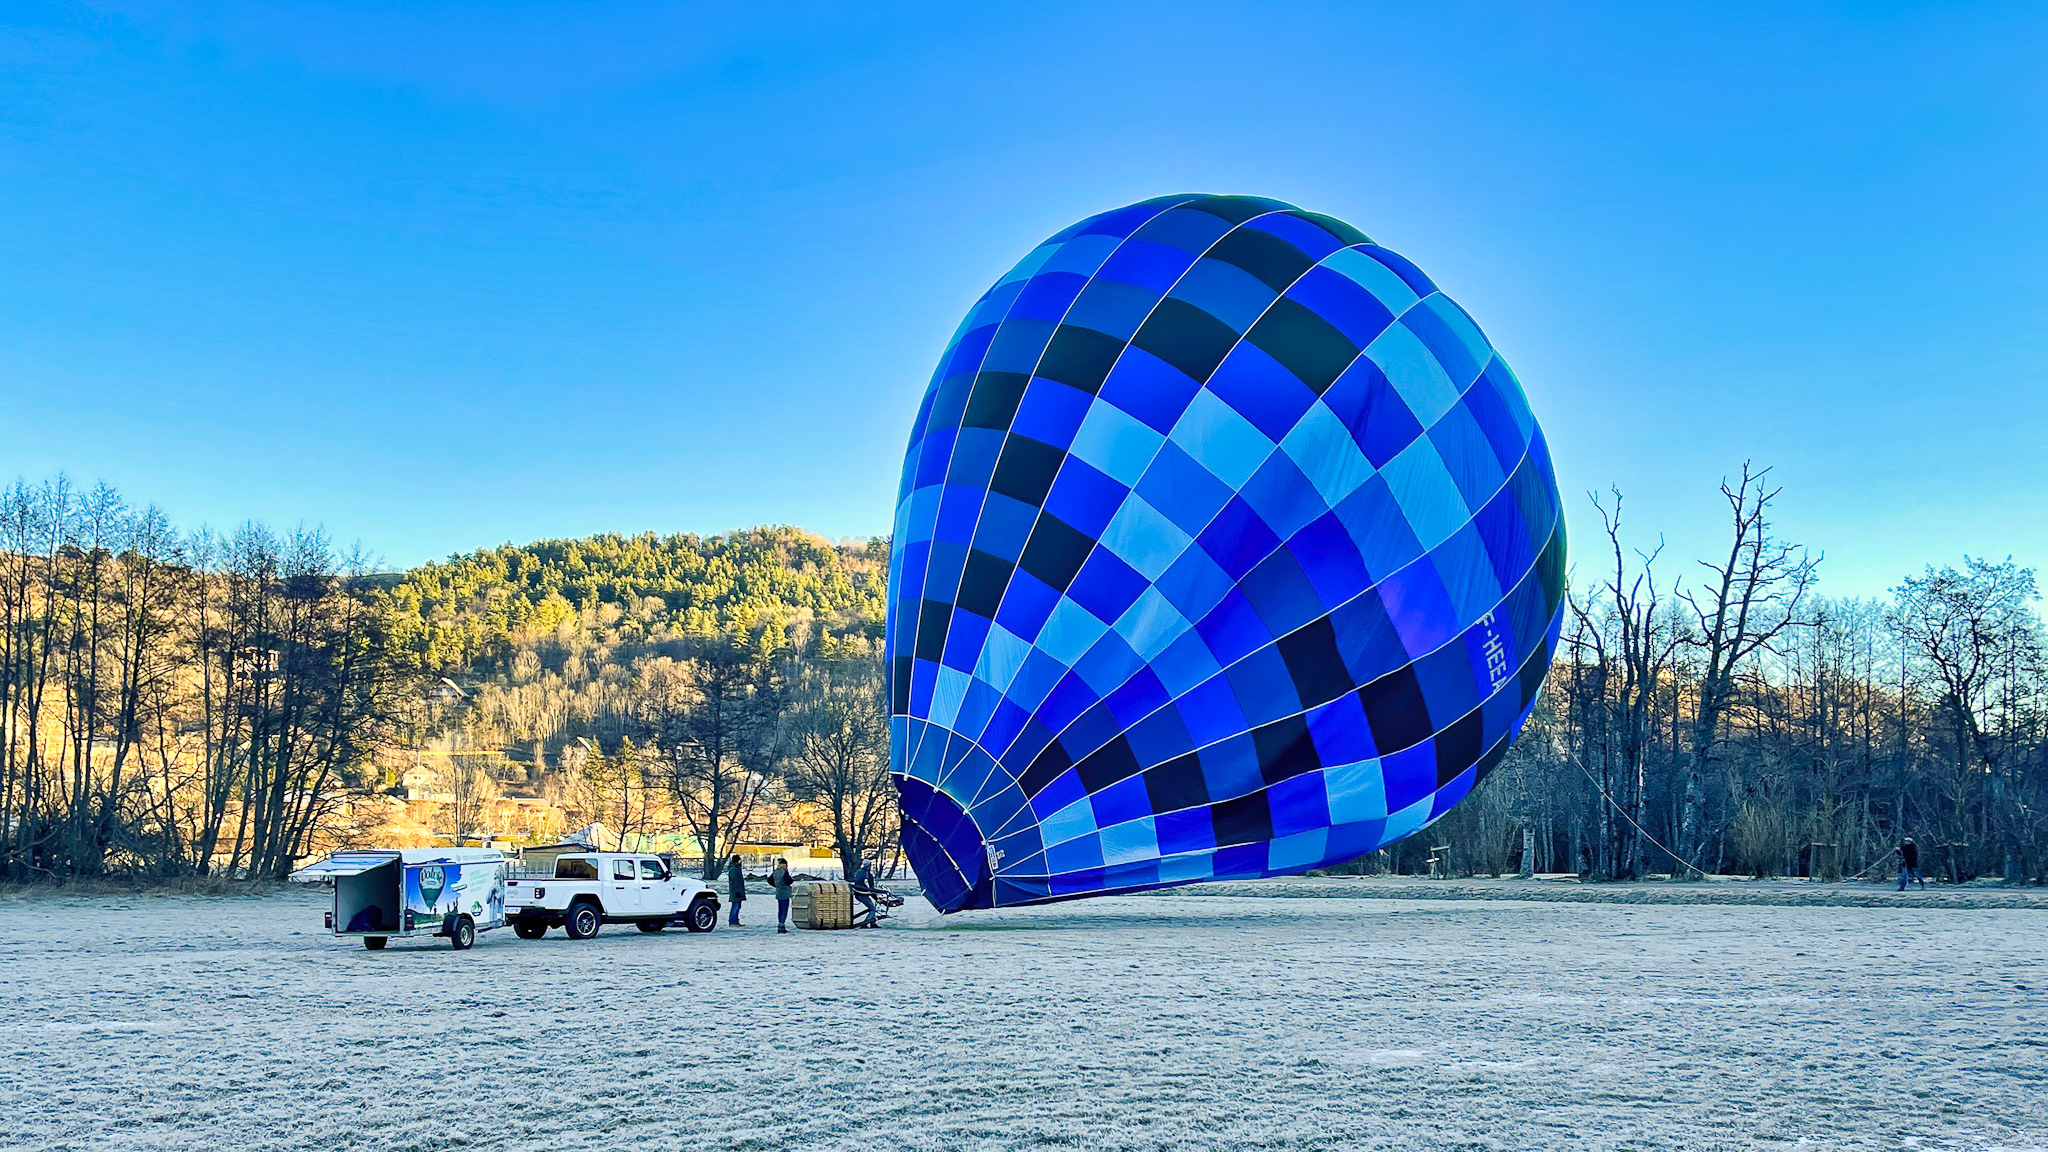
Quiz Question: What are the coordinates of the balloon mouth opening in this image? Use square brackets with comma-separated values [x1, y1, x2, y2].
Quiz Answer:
[895, 773, 992, 912]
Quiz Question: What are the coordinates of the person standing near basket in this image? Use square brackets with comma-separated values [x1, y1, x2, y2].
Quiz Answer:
[725, 853, 747, 926]
[769, 857, 793, 934]
[852, 857, 880, 927]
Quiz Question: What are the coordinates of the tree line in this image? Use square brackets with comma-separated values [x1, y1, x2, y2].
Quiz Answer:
[0, 481, 897, 883]
[4, 467, 2040, 886]
[390, 526, 895, 880]
[0, 478, 403, 881]
[1433, 465, 2046, 885]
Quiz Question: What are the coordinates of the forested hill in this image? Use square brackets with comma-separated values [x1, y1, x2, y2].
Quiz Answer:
[381, 527, 889, 676]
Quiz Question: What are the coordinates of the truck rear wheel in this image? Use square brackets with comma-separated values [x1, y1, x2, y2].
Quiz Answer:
[450, 915, 476, 950]
[513, 917, 548, 940]
[684, 898, 717, 933]
[565, 901, 602, 940]
[363, 936, 388, 951]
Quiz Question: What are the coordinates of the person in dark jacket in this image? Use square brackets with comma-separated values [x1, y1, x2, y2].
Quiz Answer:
[769, 857, 793, 934]
[726, 853, 747, 925]
[1897, 837, 1925, 890]
[852, 858, 880, 927]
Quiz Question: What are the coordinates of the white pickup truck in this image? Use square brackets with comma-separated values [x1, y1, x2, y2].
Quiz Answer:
[505, 852, 721, 940]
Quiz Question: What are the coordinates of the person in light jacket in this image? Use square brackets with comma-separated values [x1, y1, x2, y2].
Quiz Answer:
[726, 853, 747, 926]
[769, 857, 793, 934]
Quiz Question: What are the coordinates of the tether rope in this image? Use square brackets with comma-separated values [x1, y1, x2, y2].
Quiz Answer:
[1566, 753, 1713, 878]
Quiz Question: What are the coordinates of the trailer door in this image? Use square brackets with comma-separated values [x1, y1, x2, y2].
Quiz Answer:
[289, 853, 401, 934]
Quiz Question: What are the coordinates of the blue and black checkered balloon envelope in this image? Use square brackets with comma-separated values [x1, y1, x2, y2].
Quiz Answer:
[887, 195, 1565, 912]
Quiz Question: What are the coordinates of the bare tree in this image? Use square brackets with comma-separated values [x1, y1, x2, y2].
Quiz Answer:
[1566, 487, 1688, 878]
[559, 737, 652, 844]
[1891, 558, 2043, 880]
[636, 639, 789, 878]
[1674, 463, 1819, 876]
[94, 504, 187, 871]
[783, 665, 895, 878]
[1, 476, 74, 877]
[435, 750, 502, 844]
[206, 527, 408, 878]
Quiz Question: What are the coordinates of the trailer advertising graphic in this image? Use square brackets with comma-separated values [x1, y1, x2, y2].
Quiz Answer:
[404, 861, 505, 927]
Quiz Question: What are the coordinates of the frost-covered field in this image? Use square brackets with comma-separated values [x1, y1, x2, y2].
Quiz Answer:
[3, 886, 2045, 1152]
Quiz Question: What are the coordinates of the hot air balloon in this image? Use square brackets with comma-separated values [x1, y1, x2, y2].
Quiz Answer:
[888, 195, 1565, 912]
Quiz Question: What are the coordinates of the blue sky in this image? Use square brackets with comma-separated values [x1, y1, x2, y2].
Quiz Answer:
[2, 2, 2042, 597]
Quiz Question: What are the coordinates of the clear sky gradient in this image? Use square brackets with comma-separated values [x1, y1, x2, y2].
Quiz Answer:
[3, 2, 2043, 598]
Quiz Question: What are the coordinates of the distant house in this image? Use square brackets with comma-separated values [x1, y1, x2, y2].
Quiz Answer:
[564, 822, 618, 851]
[398, 766, 447, 801]
[516, 822, 620, 874]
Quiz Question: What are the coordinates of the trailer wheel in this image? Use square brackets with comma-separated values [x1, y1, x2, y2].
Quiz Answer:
[513, 918, 548, 940]
[363, 936, 388, 951]
[450, 915, 476, 951]
[636, 919, 667, 933]
[564, 901, 602, 940]
[684, 898, 717, 933]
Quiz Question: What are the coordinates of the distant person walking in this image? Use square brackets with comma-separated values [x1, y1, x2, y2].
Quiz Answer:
[853, 858, 880, 928]
[770, 857, 793, 934]
[726, 853, 747, 926]
[1897, 837, 1926, 891]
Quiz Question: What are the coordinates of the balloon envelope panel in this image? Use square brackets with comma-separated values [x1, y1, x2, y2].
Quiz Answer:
[888, 195, 1565, 912]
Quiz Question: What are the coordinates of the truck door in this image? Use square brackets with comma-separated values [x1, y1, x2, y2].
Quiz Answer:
[638, 858, 670, 915]
[608, 856, 640, 915]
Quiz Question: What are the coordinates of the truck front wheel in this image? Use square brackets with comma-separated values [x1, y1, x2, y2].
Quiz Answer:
[684, 898, 717, 933]
[565, 902, 603, 940]
[450, 915, 476, 950]
[513, 917, 548, 940]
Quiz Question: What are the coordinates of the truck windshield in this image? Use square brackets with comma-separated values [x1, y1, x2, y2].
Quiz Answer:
[554, 858, 599, 880]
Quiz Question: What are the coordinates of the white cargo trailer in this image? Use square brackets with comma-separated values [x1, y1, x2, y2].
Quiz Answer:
[291, 847, 508, 950]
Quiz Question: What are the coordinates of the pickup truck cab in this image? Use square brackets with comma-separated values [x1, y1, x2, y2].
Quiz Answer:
[506, 852, 720, 940]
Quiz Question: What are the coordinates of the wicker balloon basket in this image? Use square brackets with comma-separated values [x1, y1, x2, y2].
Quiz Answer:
[790, 880, 854, 930]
